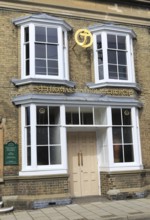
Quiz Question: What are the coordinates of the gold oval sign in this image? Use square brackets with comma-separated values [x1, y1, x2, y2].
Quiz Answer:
[75, 29, 93, 48]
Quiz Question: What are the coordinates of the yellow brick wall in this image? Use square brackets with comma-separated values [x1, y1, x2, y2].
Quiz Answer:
[0, 2, 149, 197]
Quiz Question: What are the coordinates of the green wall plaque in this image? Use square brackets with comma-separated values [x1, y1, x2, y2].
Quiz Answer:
[4, 141, 18, 165]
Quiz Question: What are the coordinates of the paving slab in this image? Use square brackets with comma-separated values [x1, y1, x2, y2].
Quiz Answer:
[1, 197, 150, 220]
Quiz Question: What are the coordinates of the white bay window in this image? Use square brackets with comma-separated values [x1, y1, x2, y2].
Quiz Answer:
[14, 94, 142, 175]
[88, 24, 137, 88]
[13, 13, 72, 81]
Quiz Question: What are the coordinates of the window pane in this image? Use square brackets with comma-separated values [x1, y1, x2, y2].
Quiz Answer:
[80, 113, 93, 125]
[25, 44, 29, 59]
[35, 59, 46, 75]
[97, 35, 102, 49]
[113, 127, 122, 143]
[37, 126, 48, 145]
[62, 31, 65, 47]
[37, 146, 48, 165]
[49, 126, 60, 145]
[73, 113, 79, 124]
[118, 51, 126, 65]
[99, 65, 104, 80]
[118, 36, 126, 50]
[27, 147, 31, 166]
[25, 27, 29, 42]
[49, 107, 60, 124]
[35, 26, 46, 42]
[108, 35, 116, 49]
[66, 113, 71, 124]
[108, 65, 117, 79]
[119, 66, 127, 80]
[113, 144, 123, 163]
[123, 109, 131, 125]
[50, 146, 61, 164]
[47, 45, 58, 59]
[25, 106, 30, 125]
[27, 127, 31, 145]
[112, 109, 121, 125]
[108, 50, 117, 64]
[124, 145, 134, 162]
[35, 44, 46, 58]
[66, 108, 79, 124]
[123, 127, 132, 143]
[37, 106, 48, 124]
[26, 60, 30, 76]
[48, 60, 58, 76]
[98, 50, 103, 65]
[47, 28, 58, 43]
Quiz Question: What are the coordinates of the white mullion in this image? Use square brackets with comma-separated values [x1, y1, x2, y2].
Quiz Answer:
[130, 37, 135, 82]
[29, 23, 35, 77]
[64, 30, 69, 80]
[30, 104, 37, 169]
[102, 32, 109, 81]
[107, 107, 114, 167]
[58, 27, 63, 79]
[46, 27, 48, 76]
[93, 34, 99, 83]
[21, 106, 26, 170]
[60, 105, 67, 169]
[131, 108, 140, 164]
[121, 109, 125, 162]
[48, 106, 50, 165]
[79, 107, 81, 125]
[116, 35, 120, 80]
[93, 107, 95, 125]
[21, 26, 25, 78]
[126, 35, 134, 82]
[61, 126, 67, 169]
[61, 105, 66, 126]
[135, 108, 142, 166]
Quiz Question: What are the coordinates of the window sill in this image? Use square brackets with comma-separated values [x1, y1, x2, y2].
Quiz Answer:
[19, 169, 68, 176]
[11, 78, 76, 88]
[100, 164, 143, 172]
[86, 82, 141, 92]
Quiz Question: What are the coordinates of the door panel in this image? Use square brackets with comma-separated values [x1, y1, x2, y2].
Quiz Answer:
[67, 133, 81, 196]
[68, 132, 99, 197]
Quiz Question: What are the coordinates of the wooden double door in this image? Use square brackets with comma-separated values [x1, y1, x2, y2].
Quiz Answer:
[68, 132, 99, 197]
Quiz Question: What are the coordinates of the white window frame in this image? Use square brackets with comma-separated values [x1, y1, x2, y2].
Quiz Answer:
[21, 23, 69, 80]
[13, 14, 73, 87]
[103, 106, 142, 172]
[20, 104, 67, 176]
[90, 25, 136, 85]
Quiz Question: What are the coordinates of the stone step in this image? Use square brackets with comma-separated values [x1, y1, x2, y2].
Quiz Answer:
[0, 206, 14, 213]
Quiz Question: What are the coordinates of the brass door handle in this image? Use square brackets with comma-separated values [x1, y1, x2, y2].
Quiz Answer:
[78, 153, 80, 166]
[78, 152, 83, 166]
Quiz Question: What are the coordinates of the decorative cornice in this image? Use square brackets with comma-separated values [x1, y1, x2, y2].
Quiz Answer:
[13, 13, 72, 30]
[12, 93, 143, 108]
[11, 78, 76, 88]
[86, 82, 141, 92]
[88, 24, 136, 38]
[0, 0, 149, 27]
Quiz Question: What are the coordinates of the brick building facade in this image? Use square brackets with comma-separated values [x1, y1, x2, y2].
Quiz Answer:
[0, 0, 150, 209]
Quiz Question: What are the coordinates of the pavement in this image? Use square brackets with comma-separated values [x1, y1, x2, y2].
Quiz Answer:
[1, 197, 150, 220]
